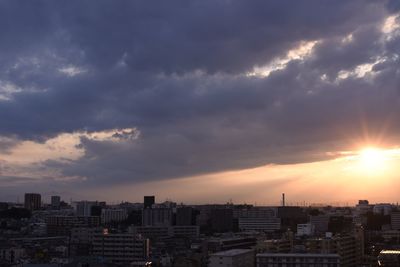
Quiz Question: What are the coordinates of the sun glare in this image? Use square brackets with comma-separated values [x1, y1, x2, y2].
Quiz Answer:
[357, 147, 387, 173]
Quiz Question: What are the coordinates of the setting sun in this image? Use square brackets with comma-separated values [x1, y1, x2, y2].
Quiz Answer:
[357, 147, 388, 173]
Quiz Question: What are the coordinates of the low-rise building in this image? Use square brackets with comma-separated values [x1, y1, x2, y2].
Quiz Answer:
[209, 249, 254, 267]
[378, 250, 400, 266]
[257, 253, 340, 267]
[297, 223, 315, 236]
[238, 217, 281, 232]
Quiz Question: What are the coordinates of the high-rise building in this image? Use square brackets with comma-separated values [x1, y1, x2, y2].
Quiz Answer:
[24, 193, 41, 211]
[51, 196, 61, 209]
[144, 196, 155, 209]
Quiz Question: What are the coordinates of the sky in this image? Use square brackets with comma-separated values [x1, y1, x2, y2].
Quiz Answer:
[0, 0, 400, 205]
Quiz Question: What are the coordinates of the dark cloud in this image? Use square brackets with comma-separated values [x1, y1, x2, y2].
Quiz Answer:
[0, 1, 399, 188]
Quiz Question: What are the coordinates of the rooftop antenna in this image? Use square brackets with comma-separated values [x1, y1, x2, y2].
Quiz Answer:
[282, 193, 285, 207]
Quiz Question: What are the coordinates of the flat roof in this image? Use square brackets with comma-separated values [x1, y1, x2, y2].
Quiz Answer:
[380, 250, 400, 254]
[211, 249, 253, 257]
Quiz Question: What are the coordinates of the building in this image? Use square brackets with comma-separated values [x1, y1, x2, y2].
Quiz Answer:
[256, 239, 292, 253]
[391, 211, 400, 230]
[305, 234, 360, 267]
[170, 225, 199, 238]
[144, 196, 155, 209]
[0, 202, 9, 211]
[46, 216, 100, 236]
[129, 225, 199, 239]
[309, 215, 330, 234]
[211, 208, 233, 232]
[130, 226, 170, 239]
[209, 249, 254, 267]
[207, 237, 257, 253]
[297, 223, 315, 236]
[373, 204, 392, 215]
[176, 206, 194, 226]
[277, 207, 305, 220]
[256, 253, 340, 267]
[238, 217, 281, 232]
[75, 201, 98, 217]
[234, 208, 276, 219]
[92, 231, 150, 265]
[70, 227, 102, 256]
[142, 207, 172, 226]
[24, 193, 41, 210]
[355, 200, 371, 216]
[51, 196, 61, 209]
[0, 247, 26, 265]
[101, 208, 127, 224]
[378, 250, 400, 266]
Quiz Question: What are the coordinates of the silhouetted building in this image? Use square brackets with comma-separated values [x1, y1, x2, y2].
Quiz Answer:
[75, 201, 104, 216]
[24, 193, 41, 211]
[0, 202, 8, 211]
[51, 195, 61, 209]
[176, 206, 194, 226]
[91, 205, 103, 217]
[277, 206, 307, 228]
[211, 208, 233, 232]
[144, 196, 155, 209]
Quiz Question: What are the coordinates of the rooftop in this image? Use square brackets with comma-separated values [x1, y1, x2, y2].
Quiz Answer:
[257, 253, 340, 258]
[211, 249, 253, 257]
[380, 250, 400, 255]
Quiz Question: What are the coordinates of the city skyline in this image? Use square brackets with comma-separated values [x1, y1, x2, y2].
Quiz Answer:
[0, 1, 400, 204]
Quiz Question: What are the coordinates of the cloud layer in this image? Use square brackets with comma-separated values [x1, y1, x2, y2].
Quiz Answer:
[0, 1, 399, 193]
